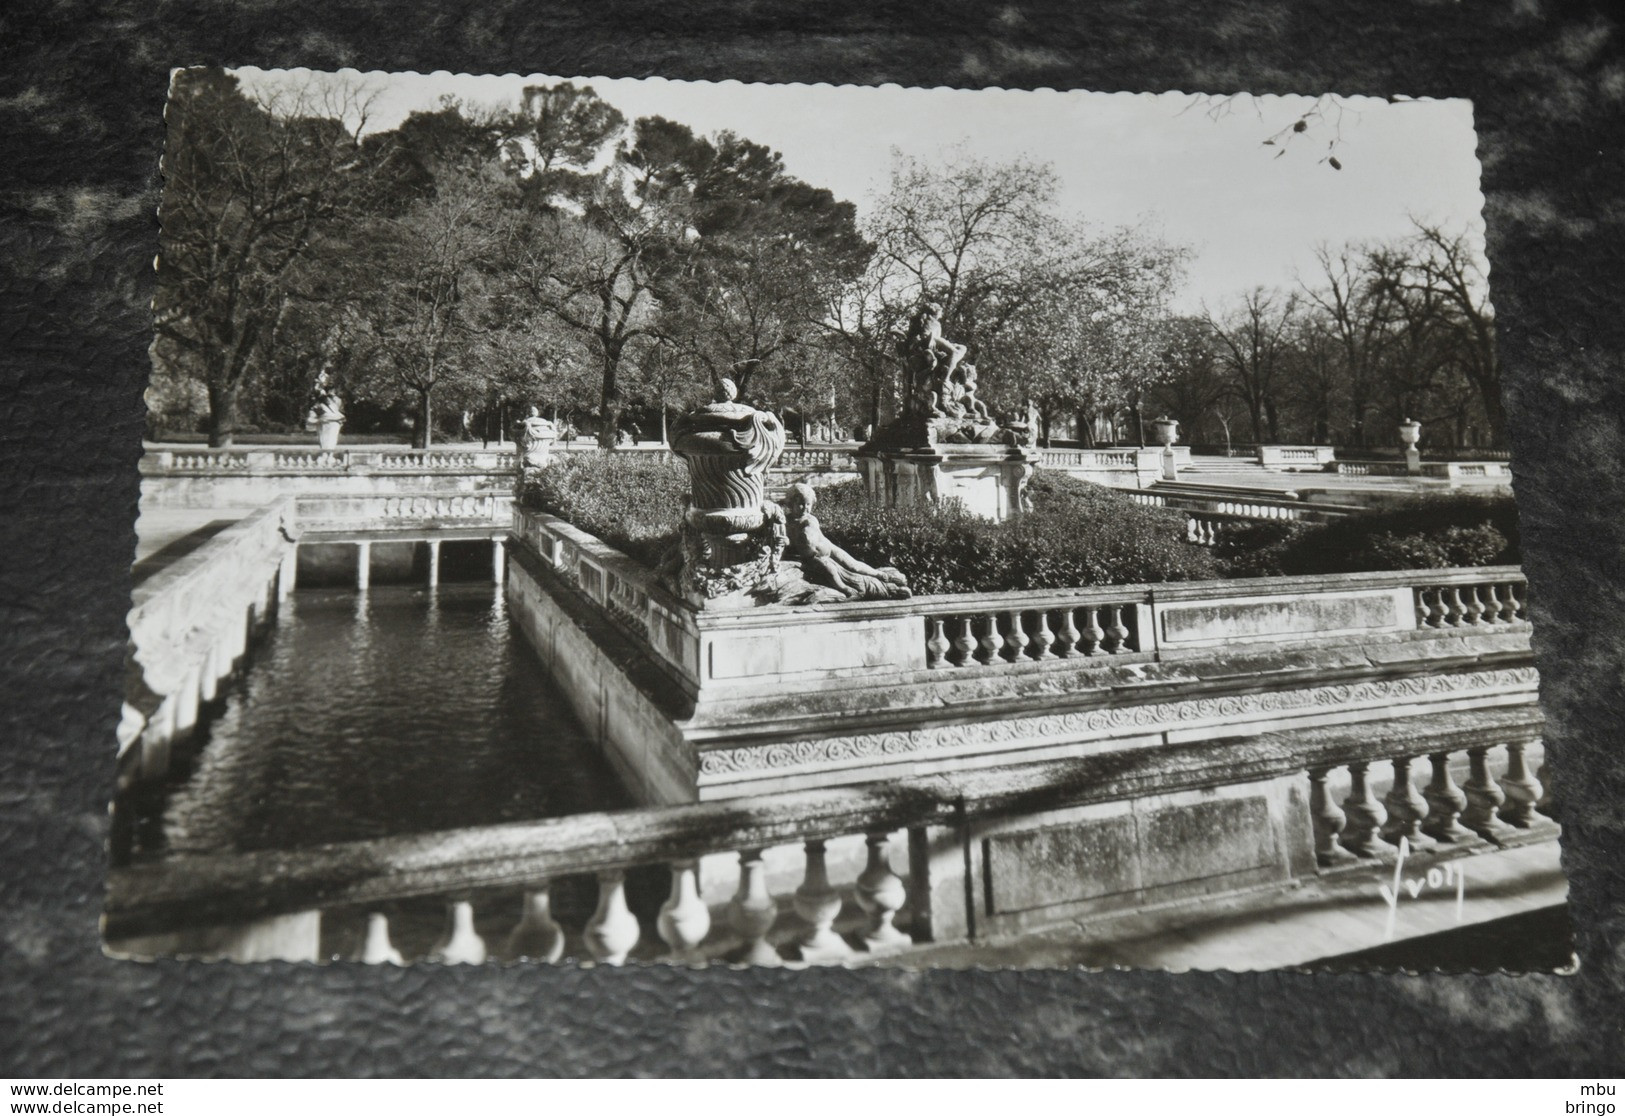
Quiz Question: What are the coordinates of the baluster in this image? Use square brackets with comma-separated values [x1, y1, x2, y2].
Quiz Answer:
[854, 831, 910, 953]
[1054, 608, 1081, 658]
[1460, 747, 1510, 839]
[792, 839, 852, 963]
[1461, 584, 1485, 625]
[976, 616, 1002, 665]
[925, 618, 950, 669]
[1104, 605, 1130, 653]
[583, 870, 641, 965]
[505, 887, 566, 963]
[1029, 611, 1056, 661]
[1504, 582, 1526, 621]
[1186, 517, 1200, 544]
[354, 912, 404, 965]
[1443, 586, 1466, 627]
[1536, 759, 1557, 820]
[1414, 589, 1434, 629]
[1481, 584, 1502, 625]
[1308, 768, 1356, 867]
[951, 617, 978, 667]
[1381, 757, 1434, 849]
[657, 860, 711, 963]
[1080, 608, 1105, 656]
[1497, 742, 1542, 828]
[429, 900, 487, 965]
[1338, 762, 1385, 858]
[730, 849, 782, 966]
[1002, 610, 1030, 662]
[1421, 753, 1475, 843]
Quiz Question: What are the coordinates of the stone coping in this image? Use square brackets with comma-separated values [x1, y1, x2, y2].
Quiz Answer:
[129, 498, 291, 613]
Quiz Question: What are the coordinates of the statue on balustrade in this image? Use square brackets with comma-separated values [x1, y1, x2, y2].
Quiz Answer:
[782, 483, 910, 601]
[305, 368, 346, 450]
[518, 405, 558, 470]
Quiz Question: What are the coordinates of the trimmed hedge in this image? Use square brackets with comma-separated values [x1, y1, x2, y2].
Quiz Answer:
[519, 452, 686, 566]
[812, 472, 1219, 594]
[1212, 493, 1520, 577]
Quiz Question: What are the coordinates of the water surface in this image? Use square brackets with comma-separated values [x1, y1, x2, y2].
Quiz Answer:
[135, 583, 631, 858]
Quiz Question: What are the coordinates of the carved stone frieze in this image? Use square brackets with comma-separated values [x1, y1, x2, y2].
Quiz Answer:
[696, 666, 1539, 778]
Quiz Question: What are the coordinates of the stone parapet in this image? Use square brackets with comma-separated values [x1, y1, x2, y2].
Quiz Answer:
[506, 509, 1537, 801]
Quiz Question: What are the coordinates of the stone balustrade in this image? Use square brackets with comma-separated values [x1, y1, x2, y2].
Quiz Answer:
[1414, 572, 1528, 628]
[1308, 739, 1554, 868]
[1128, 486, 1352, 546]
[143, 446, 519, 474]
[923, 591, 1148, 668]
[1257, 444, 1337, 469]
[507, 506, 1537, 803]
[104, 708, 1554, 965]
[292, 492, 513, 534]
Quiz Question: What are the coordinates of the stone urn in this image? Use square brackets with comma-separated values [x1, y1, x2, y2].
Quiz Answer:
[1398, 418, 1422, 449]
[519, 410, 557, 470]
[669, 380, 788, 572]
[1150, 415, 1180, 447]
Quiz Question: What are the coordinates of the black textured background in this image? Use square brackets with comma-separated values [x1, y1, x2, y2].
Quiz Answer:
[3, 0, 1623, 1078]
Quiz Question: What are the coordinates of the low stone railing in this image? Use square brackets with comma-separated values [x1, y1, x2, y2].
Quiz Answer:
[921, 588, 1151, 667]
[104, 711, 1554, 964]
[142, 446, 519, 474]
[122, 500, 296, 779]
[1333, 459, 1513, 480]
[1128, 487, 1353, 545]
[1257, 444, 1337, 469]
[292, 492, 513, 534]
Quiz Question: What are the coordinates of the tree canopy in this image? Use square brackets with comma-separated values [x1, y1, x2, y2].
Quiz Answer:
[150, 70, 1500, 452]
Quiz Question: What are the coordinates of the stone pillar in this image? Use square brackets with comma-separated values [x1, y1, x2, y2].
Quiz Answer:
[355, 541, 371, 591]
[491, 539, 505, 586]
[427, 540, 441, 589]
[277, 552, 297, 600]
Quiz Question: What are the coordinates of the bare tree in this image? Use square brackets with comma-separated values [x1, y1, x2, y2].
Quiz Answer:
[1209, 288, 1300, 443]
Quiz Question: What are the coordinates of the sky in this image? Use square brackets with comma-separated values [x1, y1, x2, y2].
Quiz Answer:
[231, 67, 1488, 315]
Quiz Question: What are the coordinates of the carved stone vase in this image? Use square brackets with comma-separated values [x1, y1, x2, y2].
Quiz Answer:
[1150, 416, 1180, 446]
[669, 382, 788, 595]
[1398, 418, 1422, 449]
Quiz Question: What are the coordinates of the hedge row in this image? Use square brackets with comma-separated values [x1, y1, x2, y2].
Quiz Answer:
[518, 452, 685, 566]
[811, 474, 1219, 593]
[518, 451, 1520, 590]
[1214, 493, 1519, 577]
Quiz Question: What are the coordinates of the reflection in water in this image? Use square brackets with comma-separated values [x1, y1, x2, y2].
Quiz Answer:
[142, 584, 631, 857]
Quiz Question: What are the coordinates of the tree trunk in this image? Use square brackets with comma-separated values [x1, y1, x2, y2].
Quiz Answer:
[659, 405, 668, 446]
[416, 388, 433, 450]
[207, 382, 239, 448]
[598, 356, 620, 450]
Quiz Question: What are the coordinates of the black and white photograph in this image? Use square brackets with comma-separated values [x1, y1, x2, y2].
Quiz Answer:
[104, 68, 1568, 973]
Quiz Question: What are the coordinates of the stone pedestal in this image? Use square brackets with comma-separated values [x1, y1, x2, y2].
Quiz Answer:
[317, 417, 342, 450]
[854, 445, 1038, 522]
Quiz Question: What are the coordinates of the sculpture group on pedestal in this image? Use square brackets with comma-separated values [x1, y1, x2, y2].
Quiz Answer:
[668, 380, 911, 606]
[875, 303, 1030, 450]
